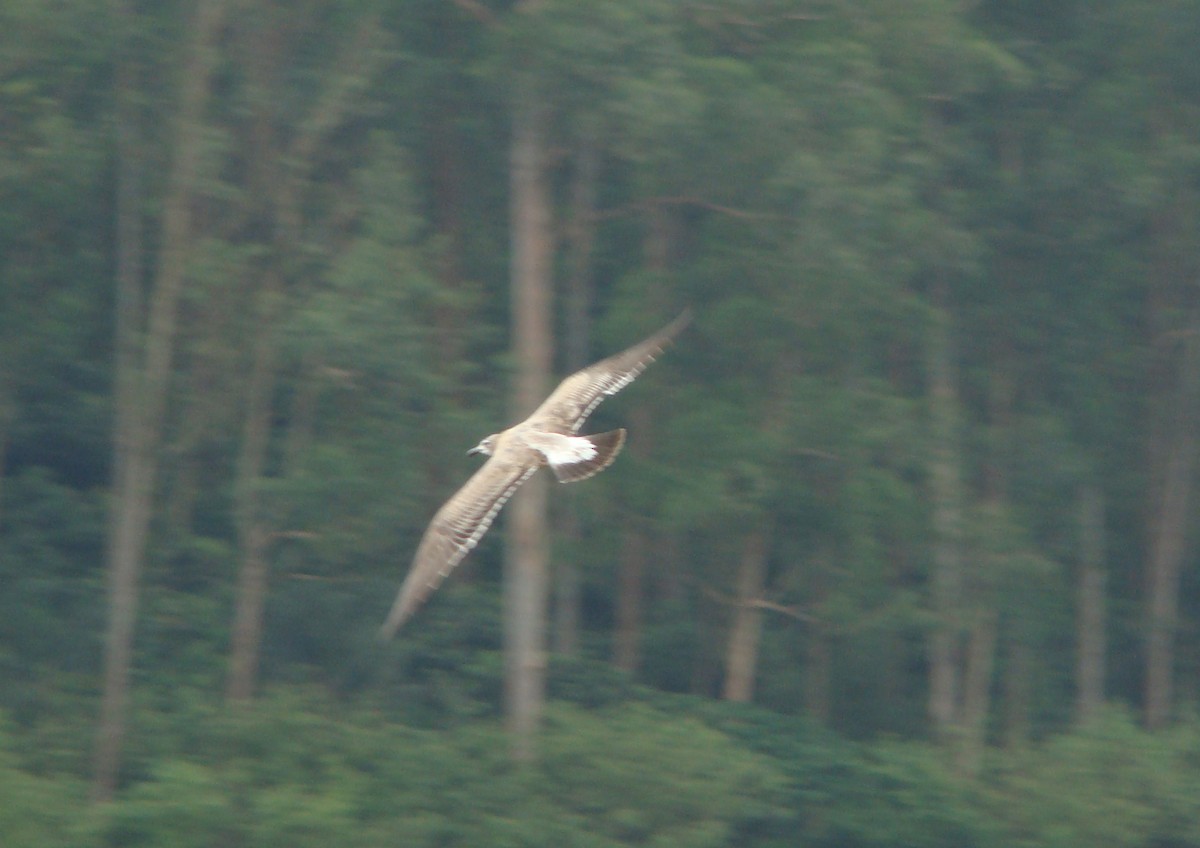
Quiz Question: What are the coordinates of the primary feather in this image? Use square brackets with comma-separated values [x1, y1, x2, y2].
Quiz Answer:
[380, 311, 689, 637]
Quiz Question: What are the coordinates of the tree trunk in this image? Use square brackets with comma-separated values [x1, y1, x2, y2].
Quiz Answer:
[553, 131, 598, 656]
[93, 0, 228, 803]
[504, 72, 553, 761]
[804, 627, 832, 724]
[226, 520, 272, 699]
[804, 544, 834, 723]
[1076, 483, 1106, 723]
[284, 350, 320, 471]
[723, 521, 769, 702]
[1003, 636, 1031, 749]
[926, 293, 965, 739]
[612, 520, 646, 673]
[957, 607, 997, 774]
[222, 6, 386, 703]
[427, 73, 474, 384]
[553, 513, 582, 657]
[222, 3, 285, 706]
[690, 591, 723, 698]
[93, 10, 143, 800]
[161, 350, 223, 541]
[225, 272, 281, 702]
[0, 377, 14, 525]
[611, 204, 672, 672]
[1145, 323, 1200, 729]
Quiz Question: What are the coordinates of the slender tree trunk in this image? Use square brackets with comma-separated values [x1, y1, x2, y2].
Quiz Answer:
[563, 132, 596, 385]
[654, 530, 684, 602]
[427, 79, 473, 381]
[161, 351, 222, 541]
[690, 592, 723, 697]
[1003, 636, 1031, 749]
[93, 0, 228, 802]
[554, 132, 598, 656]
[223, 4, 283, 706]
[226, 518, 272, 700]
[612, 519, 646, 673]
[723, 520, 770, 702]
[225, 271, 282, 702]
[284, 350, 320, 471]
[926, 293, 965, 739]
[1145, 323, 1200, 729]
[222, 7, 386, 703]
[163, 453, 198, 543]
[505, 73, 553, 761]
[95, 18, 143, 801]
[553, 513, 582, 657]
[1076, 483, 1106, 723]
[611, 400, 654, 674]
[804, 544, 834, 723]
[985, 358, 1017, 749]
[0, 379, 14, 524]
[611, 205, 672, 673]
[506, 484, 550, 759]
[923, 108, 967, 740]
[957, 607, 997, 774]
[804, 627, 832, 724]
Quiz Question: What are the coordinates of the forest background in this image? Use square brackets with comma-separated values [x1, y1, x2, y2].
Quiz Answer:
[4, 0, 1200, 846]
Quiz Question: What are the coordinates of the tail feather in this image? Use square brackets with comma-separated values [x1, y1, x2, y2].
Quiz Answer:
[551, 429, 626, 483]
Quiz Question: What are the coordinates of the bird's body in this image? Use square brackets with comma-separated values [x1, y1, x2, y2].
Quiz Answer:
[380, 311, 689, 637]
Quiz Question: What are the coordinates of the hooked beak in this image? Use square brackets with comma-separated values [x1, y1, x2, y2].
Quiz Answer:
[467, 445, 484, 456]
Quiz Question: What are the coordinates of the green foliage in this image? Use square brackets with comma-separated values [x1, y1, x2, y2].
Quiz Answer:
[5, 1, 1200, 844]
[822, 741, 996, 848]
[73, 690, 784, 848]
[8, 690, 1200, 848]
[0, 468, 105, 688]
[0, 720, 83, 848]
[984, 708, 1200, 848]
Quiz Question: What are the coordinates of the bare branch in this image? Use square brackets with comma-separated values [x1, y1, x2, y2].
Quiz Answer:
[699, 582, 813, 623]
[284, 572, 367, 583]
[593, 195, 790, 223]
[268, 529, 319, 542]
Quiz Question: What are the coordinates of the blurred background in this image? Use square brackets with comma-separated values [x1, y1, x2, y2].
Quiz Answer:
[3, 0, 1200, 845]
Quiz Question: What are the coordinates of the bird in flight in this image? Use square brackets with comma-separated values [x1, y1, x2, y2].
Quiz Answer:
[380, 311, 690, 637]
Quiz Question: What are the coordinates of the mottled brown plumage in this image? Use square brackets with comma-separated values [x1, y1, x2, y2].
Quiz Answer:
[380, 311, 689, 637]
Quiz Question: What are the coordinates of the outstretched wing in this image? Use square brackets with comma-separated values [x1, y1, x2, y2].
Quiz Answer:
[530, 310, 690, 434]
[380, 453, 536, 638]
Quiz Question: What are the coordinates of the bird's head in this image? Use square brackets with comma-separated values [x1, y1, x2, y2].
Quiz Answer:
[468, 434, 498, 457]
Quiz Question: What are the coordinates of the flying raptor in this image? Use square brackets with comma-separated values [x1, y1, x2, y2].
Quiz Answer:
[380, 311, 690, 637]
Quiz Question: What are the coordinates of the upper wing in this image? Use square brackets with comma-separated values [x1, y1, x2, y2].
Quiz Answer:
[379, 452, 536, 637]
[529, 310, 690, 434]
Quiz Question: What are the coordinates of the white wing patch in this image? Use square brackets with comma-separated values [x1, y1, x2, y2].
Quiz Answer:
[381, 311, 689, 637]
[523, 431, 598, 467]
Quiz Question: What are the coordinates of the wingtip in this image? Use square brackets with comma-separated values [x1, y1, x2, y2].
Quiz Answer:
[378, 594, 415, 640]
[649, 309, 692, 349]
[668, 308, 692, 335]
[377, 615, 403, 641]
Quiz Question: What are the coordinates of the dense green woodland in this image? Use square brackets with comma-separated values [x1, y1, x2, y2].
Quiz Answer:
[3, 0, 1200, 844]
